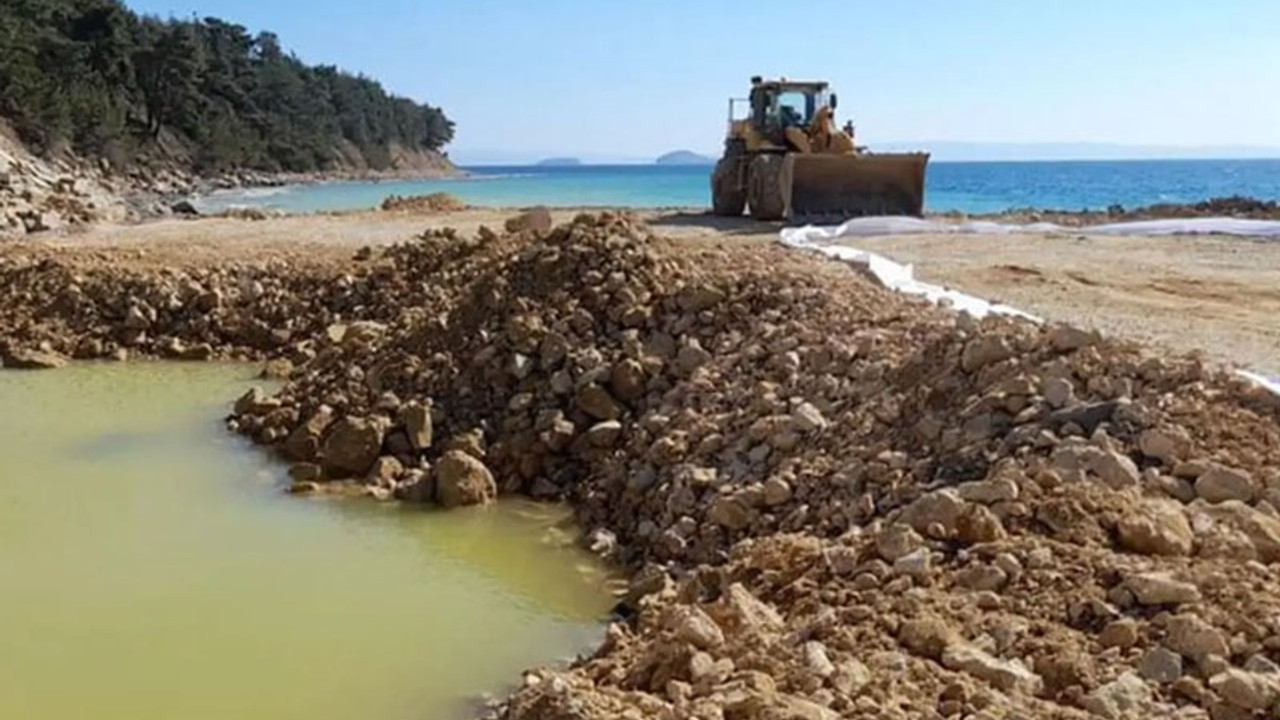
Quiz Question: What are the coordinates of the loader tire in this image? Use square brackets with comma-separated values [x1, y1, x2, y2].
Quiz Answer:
[711, 157, 746, 217]
[747, 154, 790, 221]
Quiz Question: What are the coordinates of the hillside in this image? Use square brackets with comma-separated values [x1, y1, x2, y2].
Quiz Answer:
[655, 150, 714, 165]
[0, 0, 454, 179]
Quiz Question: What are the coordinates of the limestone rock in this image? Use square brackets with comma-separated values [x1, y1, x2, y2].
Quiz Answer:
[399, 402, 433, 451]
[940, 642, 1042, 694]
[1081, 672, 1154, 719]
[435, 450, 497, 508]
[1116, 498, 1194, 556]
[670, 606, 724, 650]
[1138, 646, 1183, 684]
[1, 347, 68, 369]
[577, 385, 623, 421]
[1208, 668, 1280, 710]
[320, 416, 385, 478]
[1125, 572, 1201, 605]
[1165, 614, 1230, 662]
[1195, 465, 1256, 504]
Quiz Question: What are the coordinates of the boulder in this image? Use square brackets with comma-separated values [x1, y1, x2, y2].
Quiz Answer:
[1116, 498, 1194, 556]
[435, 450, 497, 508]
[320, 416, 385, 478]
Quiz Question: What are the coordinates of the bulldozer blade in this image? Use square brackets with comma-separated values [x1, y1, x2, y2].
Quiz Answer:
[786, 152, 930, 221]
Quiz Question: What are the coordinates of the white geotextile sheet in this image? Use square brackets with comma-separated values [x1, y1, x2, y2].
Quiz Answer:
[778, 218, 1280, 396]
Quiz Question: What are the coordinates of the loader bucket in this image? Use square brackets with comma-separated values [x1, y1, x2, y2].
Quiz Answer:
[786, 152, 930, 222]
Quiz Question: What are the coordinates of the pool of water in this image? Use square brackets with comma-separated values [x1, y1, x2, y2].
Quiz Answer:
[0, 362, 615, 720]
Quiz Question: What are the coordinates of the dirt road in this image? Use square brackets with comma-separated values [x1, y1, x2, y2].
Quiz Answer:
[8, 207, 1277, 376]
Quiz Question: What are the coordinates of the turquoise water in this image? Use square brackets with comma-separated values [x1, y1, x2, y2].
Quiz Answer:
[195, 159, 1280, 216]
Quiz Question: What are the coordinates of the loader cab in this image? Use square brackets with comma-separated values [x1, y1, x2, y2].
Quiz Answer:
[748, 79, 834, 144]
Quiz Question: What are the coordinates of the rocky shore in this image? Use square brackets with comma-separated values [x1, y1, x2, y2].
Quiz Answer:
[1, 128, 460, 238]
[4, 212, 1280, 720]
[940, 195, 1280, 227]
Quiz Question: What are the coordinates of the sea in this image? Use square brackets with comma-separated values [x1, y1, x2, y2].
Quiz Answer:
[193, 159, 1280, 216]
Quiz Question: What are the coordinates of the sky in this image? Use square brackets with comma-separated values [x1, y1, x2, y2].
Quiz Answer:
[125, 0, 1280, 164]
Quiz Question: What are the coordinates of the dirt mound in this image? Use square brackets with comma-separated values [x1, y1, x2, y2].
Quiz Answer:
[222, 214, 1280, 719]
[380, 192, 468, 214]
[5, 212, 1280, 718]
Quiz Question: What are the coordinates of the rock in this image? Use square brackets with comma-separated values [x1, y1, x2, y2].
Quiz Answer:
[830, 659, 871, 696]
[1116, 498, 1194, 556]
[768, 694, 839, 720]
[435, 450, 497, 508]
[577, 385, 623, 421]
[791, 402, 828, 432]
[586, 420, 623, 448]
[1165, 614, 1230, 662]
[1209, 669, 1280, 710]
[1125, 572, 1201, 605]
[762, 476, 793, 506]
[671, 606, 725, 650]
[1195, 465, 1256, 504]
[1138, 646, 1184, 684]
[957, 476, 1019, 504]
[940, 642, 1043, 694]
[1139, 428, 1190, 463]
[1081, 672, 1154, 719]
[234, 386, 279, 415]
[1099, 619, 1141, 649]
[282, 407, 335, 462]
[961, 336, 1013, 372]
[1092, 449, 1142, 489]
[1049, 401, 1121, 436]
[720, 583, 784, 635]
[504, 207, 553, 233]
[898, 616, 956, 660]
[802, 641, 835, 677]
[366, 456, 403, 487]
[898, 488, 965, 536]
[1, 348, 68, 369]
[1048, 324, 1099, 351]
[320, 416, 385, 478]
[708, 495, 752, 530]
[1042, 377, 1075, 409]
[1194, 501, 1280, 562]
[259, 358, 293, 380]
[875, 523, 924, 562]
[288, 462, 323, 484]
[399, 403, 433, 451]
[675, 341, 712, 375]
[609, 359, 647, 402]
[170, 199, 199, 215]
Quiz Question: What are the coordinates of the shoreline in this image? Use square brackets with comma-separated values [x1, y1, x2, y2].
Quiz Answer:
[3, 209, 1280, 719]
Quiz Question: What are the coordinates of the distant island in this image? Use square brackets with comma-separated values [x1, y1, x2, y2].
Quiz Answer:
[655, 150, 715, 165]
[536, 157, 583, 167]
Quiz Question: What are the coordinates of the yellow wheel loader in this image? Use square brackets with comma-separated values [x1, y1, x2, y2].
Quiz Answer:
[710, 76, 930, 222]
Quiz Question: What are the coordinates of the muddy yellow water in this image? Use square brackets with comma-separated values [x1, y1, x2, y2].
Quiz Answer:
[0, 363, 615, 720]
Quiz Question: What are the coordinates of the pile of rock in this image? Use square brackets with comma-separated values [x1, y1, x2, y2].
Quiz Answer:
[221, 213, 1280, 718]
[379, 192, 468, 214]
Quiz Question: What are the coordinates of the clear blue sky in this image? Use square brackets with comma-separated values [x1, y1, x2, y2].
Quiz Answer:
[126, 0, 1280, 164]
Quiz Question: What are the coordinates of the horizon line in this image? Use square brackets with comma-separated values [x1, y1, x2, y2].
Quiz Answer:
[456, 154, 1280, 168]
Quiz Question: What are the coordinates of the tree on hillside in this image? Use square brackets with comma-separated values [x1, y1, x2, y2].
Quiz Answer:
[0, 0, 454, 173]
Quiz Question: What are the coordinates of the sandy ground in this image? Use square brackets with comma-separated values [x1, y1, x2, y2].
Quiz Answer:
[8, 206, 1278, 376]
[830, 230, 1280, 377]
